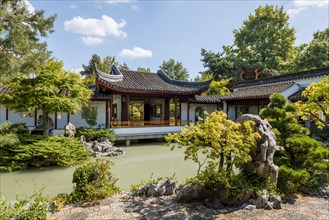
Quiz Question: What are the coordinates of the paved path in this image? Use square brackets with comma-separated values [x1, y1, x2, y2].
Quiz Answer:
[48, 193, 329, 220]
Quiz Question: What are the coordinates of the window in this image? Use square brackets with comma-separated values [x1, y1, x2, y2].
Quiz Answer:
[154, 105, 161, 117]
[195, 106, 204, 123]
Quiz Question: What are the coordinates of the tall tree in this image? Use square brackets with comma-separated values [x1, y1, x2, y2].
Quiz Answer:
[0, 0, 56, 83]
[200, 5, 296, 81]
[159, 59, 189, 81]
[233, 5, 296, 72]
[0, 60, 93, 135]
[296, 28, 329, 71]
[119, 62, 130, 71]
[81, 55, 119, 78]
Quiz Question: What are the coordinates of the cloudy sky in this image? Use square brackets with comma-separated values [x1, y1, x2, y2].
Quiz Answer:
[28, 0, 328, 79]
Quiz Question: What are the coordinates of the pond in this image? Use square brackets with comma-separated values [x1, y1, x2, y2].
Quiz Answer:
[0, 142, 201, 201]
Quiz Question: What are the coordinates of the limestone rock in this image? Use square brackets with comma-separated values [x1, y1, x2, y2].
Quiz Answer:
[176, 183, 204, 202]
[64, 123, 76, 138]
[237, 114, 279, 186]
[204, 198, 224, 209]
[81, 136, 124, 157]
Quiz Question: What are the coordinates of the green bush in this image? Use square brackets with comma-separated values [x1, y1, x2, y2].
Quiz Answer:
[0, 136, 90, 171]
[0, 188, 50, 220]
[76, 128, 116, 142]
[70, 158, 119, 203]
[277, 165, 311, 194]
[130, 176, 167, 196]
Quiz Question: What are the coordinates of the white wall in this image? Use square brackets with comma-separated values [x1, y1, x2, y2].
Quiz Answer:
[7, 110, 35, 127]
[227, 105, 236, 120]
[181, 103, 218, 123]
[112, 95, 122, 121]
[70, 101, 106, 128]
[0, 105, 6, 124]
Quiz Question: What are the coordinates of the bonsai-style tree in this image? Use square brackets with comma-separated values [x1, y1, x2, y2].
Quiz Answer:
[81, 105, 98, 128]
[166, 111, 260, 186]
[0, 60, 93, 135]
[296, 76, 329, 129]
[260, 93, 329, 193]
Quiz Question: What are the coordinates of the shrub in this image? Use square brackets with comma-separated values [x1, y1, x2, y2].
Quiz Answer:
[0, 188, 50, 220]
[76, 128, 116, 142]
[277, 165, 311, 194]
[130, 176, 169, 196]
[0, 136, 90, 171]
[70, 159, 119, 203]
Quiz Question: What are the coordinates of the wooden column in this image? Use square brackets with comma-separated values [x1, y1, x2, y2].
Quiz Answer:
[217, 104, 219, 111]
[109, 98, 113, 128]
[34, 110, 38, 127]
[67, 113, 70, 124]
[234, 102, 238, 120]
[187, 99, 190, 125]
[174, 96, 178, 125]
[5, 108, 8, 121]
[126, 94, 130, 125]
[105, 100, 109, 128]
[164, 99, 170, 122]
[54, 112, 58, 129]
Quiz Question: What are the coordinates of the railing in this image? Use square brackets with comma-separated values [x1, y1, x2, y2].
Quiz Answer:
[110, 120, 189, 128]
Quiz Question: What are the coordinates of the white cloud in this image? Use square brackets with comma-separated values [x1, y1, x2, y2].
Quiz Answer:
[295, 0, 329, 7]
[81, 36, 104, 45]
[131, 5, 139, 10]
[287, 7, 306, 17]
[69, 5, 78, 9]
[64, 15, 127, 38]
[288, 0, 329, 17]
[104, 0, 134, 4]
[22, 0, 35, 13]
[119, 47, 153, 59]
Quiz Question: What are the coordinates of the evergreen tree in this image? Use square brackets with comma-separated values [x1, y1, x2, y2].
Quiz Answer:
[0, 0, 56, 83]
[159, 59, 189, 81]
[260, 93, 329, 193]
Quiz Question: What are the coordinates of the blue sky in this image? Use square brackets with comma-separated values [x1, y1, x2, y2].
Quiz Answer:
[27, 0, 329, 79]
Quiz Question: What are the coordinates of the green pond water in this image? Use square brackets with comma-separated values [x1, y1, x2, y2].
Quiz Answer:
[0, 142, 200, 201]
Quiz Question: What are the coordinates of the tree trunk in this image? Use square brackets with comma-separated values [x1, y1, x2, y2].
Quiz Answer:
[42, 110, 49, 136]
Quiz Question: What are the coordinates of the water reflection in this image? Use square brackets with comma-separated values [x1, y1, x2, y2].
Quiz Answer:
[0, 142, 200, 200]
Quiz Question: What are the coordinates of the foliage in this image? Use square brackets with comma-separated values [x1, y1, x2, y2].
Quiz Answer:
[296, 76, 329, 130]
[81, 105, 98, 128]
[0, 60, 93, 135]
[233, 5, 296, 72]
[166, 111, 260, 188]
[0, 187, 50, 220]
[203, 79, 231, 96]
[159, 59, 190, 81]
[70, 159, 119, 203]
[260, 93, 329, 193]
[137, 67, 151, 73]
[0, 0, 56, 83]
[296, 28, 329, 71]
[0, 135, 90, 171]
[76, 128, 116, 142]
[200, 5, 298, 81]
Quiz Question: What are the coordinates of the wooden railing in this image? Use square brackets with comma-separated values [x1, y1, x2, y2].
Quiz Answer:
[110, 120, 189, 128]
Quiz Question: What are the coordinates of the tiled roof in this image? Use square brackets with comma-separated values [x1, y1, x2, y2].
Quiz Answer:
[289, 88, 306, 102]
[221, 67, 329, 101]
[189, 95, 222, 103]
[220, 82, 295, 101]
[235, 66, 329, 89]
[96, 65, 211, 95]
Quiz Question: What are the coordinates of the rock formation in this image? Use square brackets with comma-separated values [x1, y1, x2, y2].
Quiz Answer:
[64, 122, 76, 138]
[81, 136, 124, 157]
[237, 114, 279, 186]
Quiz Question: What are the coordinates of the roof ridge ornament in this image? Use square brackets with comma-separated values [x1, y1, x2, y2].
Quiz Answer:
[95, 64, 123, 82]
[156, 69, 213, 86]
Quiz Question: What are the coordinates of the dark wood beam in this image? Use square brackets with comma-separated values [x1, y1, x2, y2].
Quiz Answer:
[187, 99, 190, 125]
[34, 109, 37, 127]
[109, 98, 113, 128]
[105, 101, 109, 128]
[67, 113, 70, 124]
[5, 108, 8, 121]
[234, 102, 238, 120]
[174, 96, 178, 125]
[54, 112, 58, 129]
[126, 94, 130, 124]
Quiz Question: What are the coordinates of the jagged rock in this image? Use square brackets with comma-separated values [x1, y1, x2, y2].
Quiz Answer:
[237, 114, 279, 186]
[317, 186, 329, 198]
[144, 178, 177, 197]
[64, 123, 76, 138]
[269, 195, 282, 209]
[242, 204, 256, 211]
[81, 136, 124, 157]
[237, 188, 253, 203]
[177, 183, 204, 202]
[147, 184, 158, 197]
